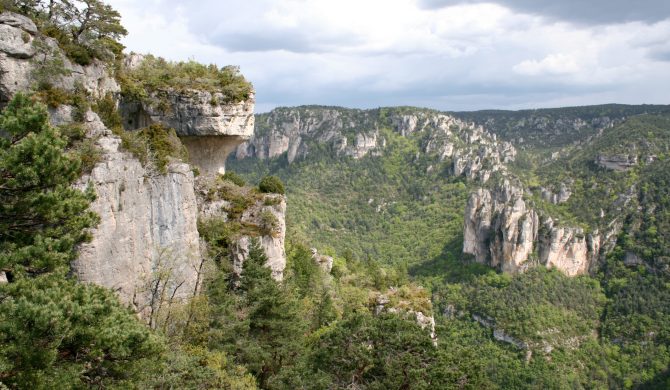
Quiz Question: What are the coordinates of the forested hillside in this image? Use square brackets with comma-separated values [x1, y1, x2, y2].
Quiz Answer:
[228, 105, 670, 388]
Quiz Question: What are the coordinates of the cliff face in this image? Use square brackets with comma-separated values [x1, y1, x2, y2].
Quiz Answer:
[393, 112, 516, 182]
[0, 12, 119, 106]
[0, 11, 281, 313]
[235, 107, 382, 163]
[196, 177, 287, 281]
[72, 112, 202, 313]
[234, 107, 516, 185]
[463, 180, 606, 276]
[120, 55, 255, 174]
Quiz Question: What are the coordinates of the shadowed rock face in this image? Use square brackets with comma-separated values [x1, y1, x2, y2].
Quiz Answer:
[180, 135, 248, 174]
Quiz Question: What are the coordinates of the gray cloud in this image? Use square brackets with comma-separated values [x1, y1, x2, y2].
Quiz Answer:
[210, 30, 361, 53]
[650, 49, 670, 61]
[108, 0, 670, 112]
[419, 0, 670, 24]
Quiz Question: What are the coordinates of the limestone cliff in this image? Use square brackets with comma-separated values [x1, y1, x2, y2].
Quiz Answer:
[196, 176, 287, 281]
[120, 54, 255, 174]
[234, 107, 515, 184]
[0, 11, 277, 314]
[463, 179, 609, 276]
[235, 107, 381, 163]
[72, 112, 202, 314]
[0, 12, 119, 106]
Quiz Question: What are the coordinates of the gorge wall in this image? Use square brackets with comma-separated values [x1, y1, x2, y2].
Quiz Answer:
[462, 179, 606, 276]
[232, 106, 625, 277]
[0, 11, 285, 314]
[120, 54, 255, 174]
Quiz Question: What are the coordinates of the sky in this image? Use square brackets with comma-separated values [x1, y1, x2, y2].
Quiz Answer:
[106, 0, 670, 112]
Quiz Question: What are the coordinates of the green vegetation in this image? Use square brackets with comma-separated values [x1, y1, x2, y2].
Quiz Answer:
[457, 104, 670, 149]
[2, 0, 127, 65]
[258, 175, 285, 194]
[0, 93, 98, 277]
[90, 93, 189, 174]
[120, 123, 189, 174]
[227, 105, 670, 388]
[0, 94, 159, 388]
[228, 112, 473, 286]
[119, 54, 253, 103]
[222, 171, 246, 186]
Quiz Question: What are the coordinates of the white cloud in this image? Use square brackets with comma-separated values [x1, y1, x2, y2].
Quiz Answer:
[105, 0, 670, 111]
[514, 53, 581, 76]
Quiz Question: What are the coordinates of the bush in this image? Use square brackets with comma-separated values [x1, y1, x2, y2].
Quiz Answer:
[221, 171, 245, 187]
[259, 209, 280, 236]
[259, 175, 285, 194]
[119, 124, 188, 174]
[93, 93, 123, 130]
[119, 55, 253, 104]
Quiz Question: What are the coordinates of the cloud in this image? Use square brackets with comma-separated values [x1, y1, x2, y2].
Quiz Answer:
[105, 0, 670, 112]
[514, 53, 581, 76]
[419, 0, 670, 24]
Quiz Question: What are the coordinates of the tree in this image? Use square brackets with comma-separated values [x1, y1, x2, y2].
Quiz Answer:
[309, 312, 438, 389]
[0, 275, 164, 388]
[3, 0, 127, 64]
[207, 239, 308, 389]
[0, 93, 98, 279]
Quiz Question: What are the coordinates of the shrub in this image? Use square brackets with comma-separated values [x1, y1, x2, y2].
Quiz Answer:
[259, 175, 285, 194]
[259, 210, 280, 236]
[221, 171, 245, 187]
[34, 84, 71, 108]
[74, 138, 103, 174]
[119, 55, 253, 104]
[114, 124, 188, 174]
[93, 93, 123, 130]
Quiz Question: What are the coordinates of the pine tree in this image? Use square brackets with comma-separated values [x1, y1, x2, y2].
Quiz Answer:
[0, 276, 164, 388]
[231, 239, 308, 388]
[0, 93, 98, 279]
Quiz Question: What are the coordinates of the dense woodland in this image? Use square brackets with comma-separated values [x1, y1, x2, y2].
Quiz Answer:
[1, 1, 669, 389]
[229, 106, 670, 389]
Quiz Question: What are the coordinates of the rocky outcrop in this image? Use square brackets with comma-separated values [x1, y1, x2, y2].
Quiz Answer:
[234, 108, 514, 183]
[541, 183, 571, 204]
[121, 90, 254, 174]
[0, 12, 119, 106]
[196, 178, 287, 282]
[0, 14, 261, 316]
[463, 180, 540, 273]
[230, 195, 287, 281]
[311, 248, 334, 274]
[408, 113, 516, 183]
[538, 219, 599, 276]
[595, 154, 638, 171]
[373, 290, 437, 343]
[463, 180, 601, 276]
[235, 107, 381, 163]
[72, 112, 201, 315]
[119, 55, 255, 174]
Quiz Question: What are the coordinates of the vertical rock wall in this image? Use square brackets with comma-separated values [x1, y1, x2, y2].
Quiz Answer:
[72, 113, 202, 314]
[463, 180, 602, 276]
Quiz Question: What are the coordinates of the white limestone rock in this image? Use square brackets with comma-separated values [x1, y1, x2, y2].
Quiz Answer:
[0, 12, 119, 106]
[121, 88, 255, 174]
[72, 113, 202, 316]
